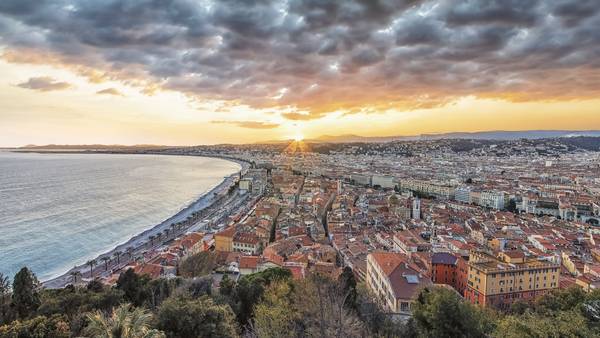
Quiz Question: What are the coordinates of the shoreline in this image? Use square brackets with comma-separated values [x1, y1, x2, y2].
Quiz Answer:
[41, 153, 250, 288]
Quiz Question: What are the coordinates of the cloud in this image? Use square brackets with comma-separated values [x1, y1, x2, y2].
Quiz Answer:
[96, 88, 124, 96]
[281, 112, 325, 121]
[16, 76, 72, 91]
[211, 120, 280, 129]
[1, 0, 599, 119]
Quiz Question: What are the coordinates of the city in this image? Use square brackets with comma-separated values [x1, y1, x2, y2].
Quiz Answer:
[49, 136, 600, 318]
[2, 0, 600, 337]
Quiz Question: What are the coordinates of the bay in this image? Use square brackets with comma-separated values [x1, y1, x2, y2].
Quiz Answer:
[0, 152, 240, 281]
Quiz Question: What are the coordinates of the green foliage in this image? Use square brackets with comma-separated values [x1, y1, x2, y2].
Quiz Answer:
[37, 284, 124, 319]
[184, 276, 212, 298]
[252, 282, 297, 338]
[116, 269, 150, 307]
[11, 267, 40, 319]
[178, 252, 216, 278]
[231, 268, 292, 326]
[494, 287, 600, 337]
[495, 310, 594, 338]
[157, 296, 238, 338]
[0, 314, 70, 338]
[145, 278, 183, 310]
[411, 287, 496, 338]
[534, 286, 588, 315]
[219, 275, 235, 297]
[85, 304, 165, 338]
[252, 273, 365, 337]
[0, 274, 11, 325]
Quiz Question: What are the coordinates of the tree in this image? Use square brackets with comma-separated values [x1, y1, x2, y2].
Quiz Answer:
[219, 275, 235, 297]
[126, 247, 134, 260]
[338, 267, 358, 310]
[114, 251, 123, 265]
[102, 257, 111, 271]
[157, 296, 238, 338]
[411, 287, 495, 338]
[116, 269, 148, 307]
[85, 304, 165, 338]
[0, 273, 10, 324]
[178, 252, 216, 278]
[12, 267, 40, 319]
[87, 259, 97, 278]
[252, 281, 298, 338]
[0, 314, 70, 338]
[69, 271, 81, 285]
[355, 283, 405, 337]
[232, 268, 292, 326]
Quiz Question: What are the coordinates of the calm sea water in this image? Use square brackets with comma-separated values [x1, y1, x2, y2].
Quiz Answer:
[0, 152, 240, 281]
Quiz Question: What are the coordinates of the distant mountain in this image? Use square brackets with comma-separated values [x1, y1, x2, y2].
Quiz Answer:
[18, 144, 172, 150]
[308, 130, 600, 143]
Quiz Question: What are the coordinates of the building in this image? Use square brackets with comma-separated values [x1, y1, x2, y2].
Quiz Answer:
[372, 174, 395, 189]
[366, 252, 432, 315]
[399, 179, 455, 200]
[431, 252, 469, 296]
[233, 232, 261, 254]
[215, 227, 236, 252]
[464, 251, 560, 310]
[412, 198, 421, 220]
[239, 178, 253, 194]
[455, 186, 472, 204]
[479, 191, 505, 210]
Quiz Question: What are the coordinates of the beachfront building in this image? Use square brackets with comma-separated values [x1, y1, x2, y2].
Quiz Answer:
[366, 252, 432, 316]
[464, 250, 560, 310]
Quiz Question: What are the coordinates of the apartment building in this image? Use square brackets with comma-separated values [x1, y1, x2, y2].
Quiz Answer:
[215, 226, 236, 252]
[366, 252, 432, 315]
[464, 250, 560, 310]
[232, 232, 261, 255]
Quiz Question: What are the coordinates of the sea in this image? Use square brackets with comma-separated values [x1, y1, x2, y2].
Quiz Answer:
[0, 151, 241, 281]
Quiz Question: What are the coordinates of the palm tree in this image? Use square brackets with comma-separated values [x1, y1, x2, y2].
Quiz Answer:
[86, 259, 97, 278]
[148, 235, 155, 246]
[155, 233, 162, 244]
[85, 304, 165, 338]
[126, 247, 134, 260]
[170, 223, 176, 234]
[163, 228, 169, 238]
[69, 271, 81, 284]
[102, 257, 111, 271]
[114, 251, 123, 265]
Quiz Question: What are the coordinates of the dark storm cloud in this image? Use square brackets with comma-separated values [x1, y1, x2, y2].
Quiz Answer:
[16, 77, 72, 91]
[1, 0, 599, 117]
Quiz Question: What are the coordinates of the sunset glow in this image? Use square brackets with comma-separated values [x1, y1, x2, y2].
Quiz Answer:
[0, 1, 599, 147]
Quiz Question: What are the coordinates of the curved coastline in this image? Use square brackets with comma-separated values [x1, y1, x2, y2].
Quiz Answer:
[42, 154, 249, 288]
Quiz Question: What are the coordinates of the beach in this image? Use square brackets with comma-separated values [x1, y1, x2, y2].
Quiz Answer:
[42, 155, 249, 288]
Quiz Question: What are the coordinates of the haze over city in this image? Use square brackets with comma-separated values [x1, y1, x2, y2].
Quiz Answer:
[1, 0, 600, 147]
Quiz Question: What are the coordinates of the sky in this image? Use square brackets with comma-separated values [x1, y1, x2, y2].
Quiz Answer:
[0, 0, 599, 147]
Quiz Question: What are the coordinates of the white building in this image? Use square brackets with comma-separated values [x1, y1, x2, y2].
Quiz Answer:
[455, 186, 472, 204]
[479, 191, 505, 210]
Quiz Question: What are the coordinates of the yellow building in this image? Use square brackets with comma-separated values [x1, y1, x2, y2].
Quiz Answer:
[465, 250, 560, 310]
[214, 227, 235, 252]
